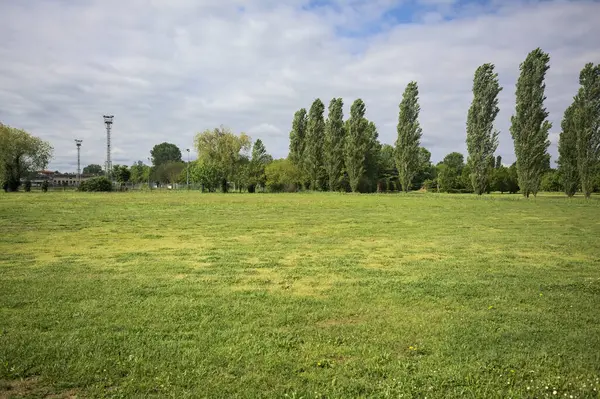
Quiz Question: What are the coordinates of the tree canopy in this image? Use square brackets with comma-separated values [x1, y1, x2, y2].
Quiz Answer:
[1, 124, 53, 192]
[194, 126, 251, 192]
[83, 164, 103, 175]
[151, 142, 182, 167]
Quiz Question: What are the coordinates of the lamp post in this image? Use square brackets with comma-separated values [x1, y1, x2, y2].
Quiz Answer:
[186, 148, 190, 190]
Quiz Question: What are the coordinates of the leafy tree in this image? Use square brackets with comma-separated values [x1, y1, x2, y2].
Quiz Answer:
[265, 159, 302, 192]
[194, 126, 251, 192]
[289, 108, 307, 169]
[0, 124, 53, 192]
[507, 163, 520, 193]
[155, 161, 185, 185]
[466, 63, 502, 195]
[83, 164, 103, 175]
[491, 166, 509, 193]
[541, 170, 562, 192]
[558, 103, 579, 197]
[437, 152, 465, 192]
[323, 98, 346, 191]
[412, 147, 435, 190]
[395, 81, 423, 192]
[130, 161, 150, 184]
[190, 161, 221, 192]
[378, 144, 397, 191]
[573, 63, 600, 198]
[460, 163, 474, 193]
[304, 99, 326, 190]
[232, 155, 250, 192]
[248, 139, 272, 192]
[361, 121, 382, 193]
[151, 142, 182, 167]
[344, 99, 369, 192]
[495, 155, 502, 169]
[510, 48, 552, 197]
[112, 165, 131, 186]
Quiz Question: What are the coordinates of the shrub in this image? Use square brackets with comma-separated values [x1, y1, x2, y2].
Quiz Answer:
[79, 177, 113, 192]
[24, 180, 32, 192]
[41, 180, 48, 192]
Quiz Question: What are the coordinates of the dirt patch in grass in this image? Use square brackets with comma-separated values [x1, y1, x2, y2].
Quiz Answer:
[0, 377, 79, 399]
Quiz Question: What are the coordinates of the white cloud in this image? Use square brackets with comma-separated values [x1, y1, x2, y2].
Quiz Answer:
[0, 0, 599, 171]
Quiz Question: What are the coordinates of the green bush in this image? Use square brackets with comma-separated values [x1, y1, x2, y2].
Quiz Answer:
[41, 180, 48, 192]
[24, 180, 32, 192]
[79, 177, 113, 192]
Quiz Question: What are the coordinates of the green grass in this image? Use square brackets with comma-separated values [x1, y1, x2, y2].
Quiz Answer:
[1, 192, 600, 398]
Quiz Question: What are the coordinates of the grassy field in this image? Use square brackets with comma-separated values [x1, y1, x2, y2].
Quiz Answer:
[1, 192, 599, 398]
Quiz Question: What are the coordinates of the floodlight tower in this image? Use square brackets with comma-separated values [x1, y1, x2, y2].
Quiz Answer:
[75, 139, 83, 184]
[103, 115, 114, 178]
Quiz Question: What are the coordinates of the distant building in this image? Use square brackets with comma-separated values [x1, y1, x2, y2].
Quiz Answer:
[23, 171, 95, 187]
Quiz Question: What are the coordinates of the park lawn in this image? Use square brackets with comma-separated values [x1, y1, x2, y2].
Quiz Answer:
[0, 192, 599, 398]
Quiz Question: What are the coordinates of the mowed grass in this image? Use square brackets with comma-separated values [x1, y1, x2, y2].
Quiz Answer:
[1, 192, 600, 398]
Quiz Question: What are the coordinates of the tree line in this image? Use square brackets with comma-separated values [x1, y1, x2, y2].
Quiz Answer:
[283, 48, 599, 197]
[2, 48, 599, 196]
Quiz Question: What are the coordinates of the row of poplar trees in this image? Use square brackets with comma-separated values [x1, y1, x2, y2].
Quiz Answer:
[288, 82, 422, 193]
[288, 47, 600, 197]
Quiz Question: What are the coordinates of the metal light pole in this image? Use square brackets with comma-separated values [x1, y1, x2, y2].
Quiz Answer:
[186, 148, 190, 190]
[103, 115, 114, 179]
[74, 139, 82, 185]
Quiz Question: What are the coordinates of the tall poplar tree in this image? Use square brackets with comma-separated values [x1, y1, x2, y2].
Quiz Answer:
[289, 108, 307, 168]
[323, 98, 346, 191]
[345, 99, 368, 192]
[557, 103, 579, 197]
[573, 63, 600, 198]
[363, 121, 382, 192]
[466, 63, 502, 195]
[305, 99, 326, 190]
[395, 81, 423, 192]
[510, 48, 552, 197]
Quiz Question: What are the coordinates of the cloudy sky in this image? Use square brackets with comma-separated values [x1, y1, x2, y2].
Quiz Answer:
[1, 0, 599, 172]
